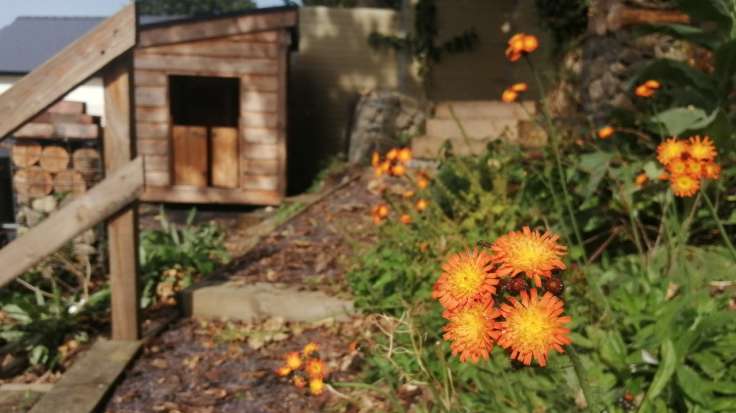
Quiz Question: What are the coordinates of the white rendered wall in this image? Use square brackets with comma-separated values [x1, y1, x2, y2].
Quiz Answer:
[0, 75, 106, 124]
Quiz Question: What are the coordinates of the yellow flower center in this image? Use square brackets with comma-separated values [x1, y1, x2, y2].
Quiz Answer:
[450, 262, 486, 296]
[507, 239, 554, 273]
[453, 308, 488, 343]
[506, 305, 553, 351]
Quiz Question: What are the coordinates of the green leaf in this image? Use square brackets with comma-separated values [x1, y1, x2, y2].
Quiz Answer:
[646, 339, 678, 401]
[677, 365, 711, 404]
[650, 107, 719, 136]
[715, 39, 736, 90]
[675, 0, 734, 39]
[636, 59, 717, 95]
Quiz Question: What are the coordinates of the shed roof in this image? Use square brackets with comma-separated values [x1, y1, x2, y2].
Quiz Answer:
[0, 7, 298, 75]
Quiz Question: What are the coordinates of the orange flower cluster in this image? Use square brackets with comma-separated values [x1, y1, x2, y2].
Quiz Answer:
[372, 147, 412, 177]
[656, 136, 720, 197]
[432, 227, 572, 366]
[505, 33, 539, 62]
[635, 79, 660, 98]
[274, 342, 329, 396]
[502, 82, 528, 103]
[370, 147, 432, 225]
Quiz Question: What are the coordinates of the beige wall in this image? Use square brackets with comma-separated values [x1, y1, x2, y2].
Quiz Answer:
[288, 6, 403, 190]
[429, 0, 552, 101]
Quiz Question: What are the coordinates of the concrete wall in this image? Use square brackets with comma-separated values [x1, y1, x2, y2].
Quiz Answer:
[288, 6, 404, 190]
[429, 0, 552, 101]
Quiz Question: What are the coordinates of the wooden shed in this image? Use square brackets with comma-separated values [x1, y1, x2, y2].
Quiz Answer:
[134, 7, 298, 205]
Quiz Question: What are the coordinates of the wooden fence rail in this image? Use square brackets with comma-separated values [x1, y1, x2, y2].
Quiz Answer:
[0, 4, 136, 140]
[0, 157, 144, 288]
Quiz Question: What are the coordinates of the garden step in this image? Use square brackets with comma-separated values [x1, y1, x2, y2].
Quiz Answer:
[426, 118, 519, 141]
[181, 281, 354, 322]
[412, 135, 490, 158]
[434, 100, 536, 120]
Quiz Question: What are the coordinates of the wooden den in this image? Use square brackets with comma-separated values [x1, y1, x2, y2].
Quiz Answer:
[134, 7, 298, 205]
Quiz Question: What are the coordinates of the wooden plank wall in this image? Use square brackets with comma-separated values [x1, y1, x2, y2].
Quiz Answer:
[134, 30, 286, 203]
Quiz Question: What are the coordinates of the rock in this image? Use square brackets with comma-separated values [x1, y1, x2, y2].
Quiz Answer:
[31, 195, 57, 213]
[348, 90, 425, 164]
[588, 79, 605, 101]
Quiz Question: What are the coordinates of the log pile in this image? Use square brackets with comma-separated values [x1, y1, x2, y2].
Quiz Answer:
[10, 100, 103, 263]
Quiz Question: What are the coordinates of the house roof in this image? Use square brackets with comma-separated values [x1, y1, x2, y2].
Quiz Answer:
[0, 7, 298, 75]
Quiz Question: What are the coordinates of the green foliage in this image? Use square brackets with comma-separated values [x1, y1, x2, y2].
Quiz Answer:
[136, 0, 255, 16]
[1, 208, 229, 370]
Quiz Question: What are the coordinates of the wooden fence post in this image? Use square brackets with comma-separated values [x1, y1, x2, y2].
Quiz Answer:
[104, 53, 141, 340]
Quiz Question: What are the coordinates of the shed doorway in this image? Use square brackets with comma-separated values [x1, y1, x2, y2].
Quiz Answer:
[169, 75, 240, 189]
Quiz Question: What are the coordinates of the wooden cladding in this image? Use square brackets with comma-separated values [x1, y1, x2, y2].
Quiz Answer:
[134, 17, 290, 204]
[172, 126, 208, 187]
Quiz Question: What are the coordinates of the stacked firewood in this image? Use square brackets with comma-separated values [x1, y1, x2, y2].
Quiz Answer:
[10, 100, 103, 263]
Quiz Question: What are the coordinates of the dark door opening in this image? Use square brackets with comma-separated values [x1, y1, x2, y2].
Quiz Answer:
[169, 75, 240, 189]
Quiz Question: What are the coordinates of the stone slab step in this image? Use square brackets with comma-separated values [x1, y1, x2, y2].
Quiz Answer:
[182, 281, 354, 322]
[412, 135, 492, 158]
[434, 100, 536, 120]
[426, 118, 519, 141]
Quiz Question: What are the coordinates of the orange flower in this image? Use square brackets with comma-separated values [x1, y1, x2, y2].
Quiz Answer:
[303, 342, 319, 357]
[392, 164, 406, 176]
[497, 289, 572, 367]
[371, 151, 380, 168]
[635, 173, 648, 187]
[372, 204, 390, 224]
[505, 48, 522, 62]
[285, 352, 302, 370]
[508, 33, 525, 53]
[416, 171, 430, 189]
[400, 214, 412, 225]
[703, 162, 721, 180]
[688, 136, 717, 161]
[670, 173, 700, 197]
[490, 227, 567, 287]
[293, 375, 306, 388]
[305, 358, 327, 380]
[667, 158, 688, 176]
[415, 198, 428, 212]
[386, 148, 399, 161]
[597, 126, 614, 139]
[403, 190, 415, 199]
[658, 172, 670, 181]
[511, 82, 528, 92]
[442, 300, 501, 363]
[398, 147, 412, 163]
[433, 249, 499, 311]
[275, 366, 291, 377]
[522, 35, 539, 53]
[309, 378, 325, 395]
[635, 84, 655, 98]
[644, 79, 661, 90]
[657, 138, 689, 165]
[502, 89, 519, 103]
[685, 159, 705, 178]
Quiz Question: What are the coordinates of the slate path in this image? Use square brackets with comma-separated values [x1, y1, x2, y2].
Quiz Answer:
[104, 169, 381, 413]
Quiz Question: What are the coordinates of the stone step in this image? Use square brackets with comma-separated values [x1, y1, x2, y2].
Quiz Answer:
[426, 118, 519, 141]
[434, 100, 536, 120]
[182, 281, 354, 322]
[412, 135, 492, 158]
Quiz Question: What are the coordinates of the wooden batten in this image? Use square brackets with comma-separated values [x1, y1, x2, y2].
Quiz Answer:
[138, 9, 297, 47]
[134, 54, 278, 75]
[172, 126, 208, 187]
[137, 40, 280, 59]
[141, 186, 281, 205]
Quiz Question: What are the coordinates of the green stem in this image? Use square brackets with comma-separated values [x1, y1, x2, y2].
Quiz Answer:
[526, 57, 588, 264]
[569, 347, 595, 412]
[700, 187, 736, 260]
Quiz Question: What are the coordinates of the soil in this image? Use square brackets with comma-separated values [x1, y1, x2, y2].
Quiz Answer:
[104, 168, 385, 413]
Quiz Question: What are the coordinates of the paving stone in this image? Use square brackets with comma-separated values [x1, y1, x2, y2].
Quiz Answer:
[182, 281, 354, 322]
